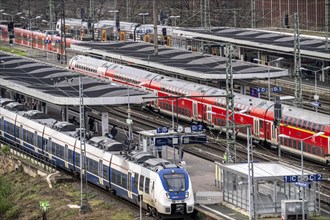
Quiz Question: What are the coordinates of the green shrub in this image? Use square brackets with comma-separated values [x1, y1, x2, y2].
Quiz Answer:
[0, 177, 13, 214]
[1, 145, 10, 154]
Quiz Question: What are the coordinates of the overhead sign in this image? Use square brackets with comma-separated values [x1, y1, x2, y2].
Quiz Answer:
[256, 87, 267, 93]
[181, 135, 207, 144]
[295, 182, 311, 188]
[308, 174, 322, 182]
[156, 127, 168, 134]
[272, 86, 283, 93]
[250, 88, 259, 98]
[284, 175, 299, 183]
[154, 136, 179, 146]
[310, 101, 321, 108]
[190, 124, 203, 132]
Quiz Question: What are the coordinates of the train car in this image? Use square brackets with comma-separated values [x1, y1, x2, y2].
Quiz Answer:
[0, 106, 194, 219]
[68, 55, 330, 164]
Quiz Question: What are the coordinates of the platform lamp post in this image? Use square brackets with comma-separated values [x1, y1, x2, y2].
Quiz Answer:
[3, 12, 22, 22]
[254, 57, 284, 101]
[169, 15, 180, 28]
[20, 15, 41, 48]
[278, 132, 324, 220]
[138, 12, 149, 34]
[300, 66, 330, 112]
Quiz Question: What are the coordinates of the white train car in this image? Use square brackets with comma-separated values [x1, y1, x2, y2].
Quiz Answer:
[0, 106, 194, 219]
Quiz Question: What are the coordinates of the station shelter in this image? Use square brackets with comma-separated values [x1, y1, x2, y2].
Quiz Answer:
[214, 162, 321, 218]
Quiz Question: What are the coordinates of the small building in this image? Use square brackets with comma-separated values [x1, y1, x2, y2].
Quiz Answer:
[215, 162, 321, 218]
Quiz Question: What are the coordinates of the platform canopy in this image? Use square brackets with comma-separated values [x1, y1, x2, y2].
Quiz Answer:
[0, 53, 154, 106]
[219, 162, 315, 181]
[71, 41, 288, 80]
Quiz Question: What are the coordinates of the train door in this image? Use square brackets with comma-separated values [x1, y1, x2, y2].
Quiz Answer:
[64, 144, 69, 169]
[127, 171, 133, 200]
[253, 118, 259, 138]
[193, 101, 198, 119]
[99, 159, 104, 186]
[150, 180, 155, 205]
[154, 91, 159, 108]
[265, 121, 272, 141]
[207, 105, 212, 123]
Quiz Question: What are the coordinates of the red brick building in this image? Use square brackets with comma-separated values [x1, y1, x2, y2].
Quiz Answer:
[255, 0, 328, 31]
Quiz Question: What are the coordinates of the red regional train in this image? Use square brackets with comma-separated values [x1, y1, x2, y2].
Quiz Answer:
[68, 55, 330, 164]
[0, 25, 78, 53]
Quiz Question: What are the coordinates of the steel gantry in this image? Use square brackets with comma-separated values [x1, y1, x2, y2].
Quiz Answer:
[293, 13, 302, 107]
[225, 44, 236, 164]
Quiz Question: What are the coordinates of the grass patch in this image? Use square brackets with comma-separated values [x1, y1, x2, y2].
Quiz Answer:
[0, 46, 27, 56]
[0, 176, 13, 217]
[110, 212, 134, 220]
[0, 145, 10, 154]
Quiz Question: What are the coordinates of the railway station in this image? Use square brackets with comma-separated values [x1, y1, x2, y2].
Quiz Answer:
[0, 1, 330, 218]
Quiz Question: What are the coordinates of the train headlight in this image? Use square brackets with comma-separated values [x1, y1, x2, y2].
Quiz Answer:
[185, 192, 189, 198]
[165, 193, 170, 199]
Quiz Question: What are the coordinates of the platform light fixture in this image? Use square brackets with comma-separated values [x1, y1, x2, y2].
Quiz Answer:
[254, 57, 284, 101]
[300, 66, 330, 112]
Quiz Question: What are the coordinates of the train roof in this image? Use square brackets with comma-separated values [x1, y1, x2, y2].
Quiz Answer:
[0, 53, 153, 107]
[71, 41, 288, 80]
[173, 28, 329, 60]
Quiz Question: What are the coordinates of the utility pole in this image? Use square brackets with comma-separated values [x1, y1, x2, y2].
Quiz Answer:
[293, 13, 302, 107]
[225, 44, 236, 163]
[126, 0, 131, 22]
[326, 0, 329, 50]
[49, 0, 55, 30]
[204, 0, 210, 30]
[153, 0, 158, 55]
[60, 0, 67, 64]
[251, 0, 256, 28]
[79, 76, 91, 214]
[200, 0, 203, 28]
[247, 126, 255, 220]
[89, 0, 94, 40]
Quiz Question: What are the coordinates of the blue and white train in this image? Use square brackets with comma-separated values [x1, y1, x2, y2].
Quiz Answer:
[0, 104, 194, 219]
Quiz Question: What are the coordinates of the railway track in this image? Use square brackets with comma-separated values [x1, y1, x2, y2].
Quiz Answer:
[105, 106, 330, 211]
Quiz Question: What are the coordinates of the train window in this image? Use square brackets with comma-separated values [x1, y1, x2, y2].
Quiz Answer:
[122, 175, 127, 189]
[307, 122, 312, 130]
[68, 149, 73, 163]
[317, 124, 322, 132]
[303, 143, 307, 152]
[297, 119, 302, 128]
[48, 137, 52, 153]
[139, 175, 144, 191]
[321, 148, 324, 157]
[145, 178, 150, 194]
[134, 173, 139, 189]
[321, 125, 325, 132]
[292, 118, 297, 127]
[312, 123, 317, 132]
[117, 171, 121, 186]
[293, 140, 297, 149]
[103, 165, 108, 179]
[288, 139, 292, 148]
[75, 153, 80, 166]
[302, 120, 307, 129]
[259, 120, 263, 129]
[312, 146, 316, 154]
[52, 142, 56, 155]
[64, 145, 68, 161]
[15, 126, 20, 138]
[283, 116, 287, 124]
[99, 160, 103, 177]
[112, 169, 116, 183]
[307, 144, 311, 153]
[316, 147, 321, 156]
